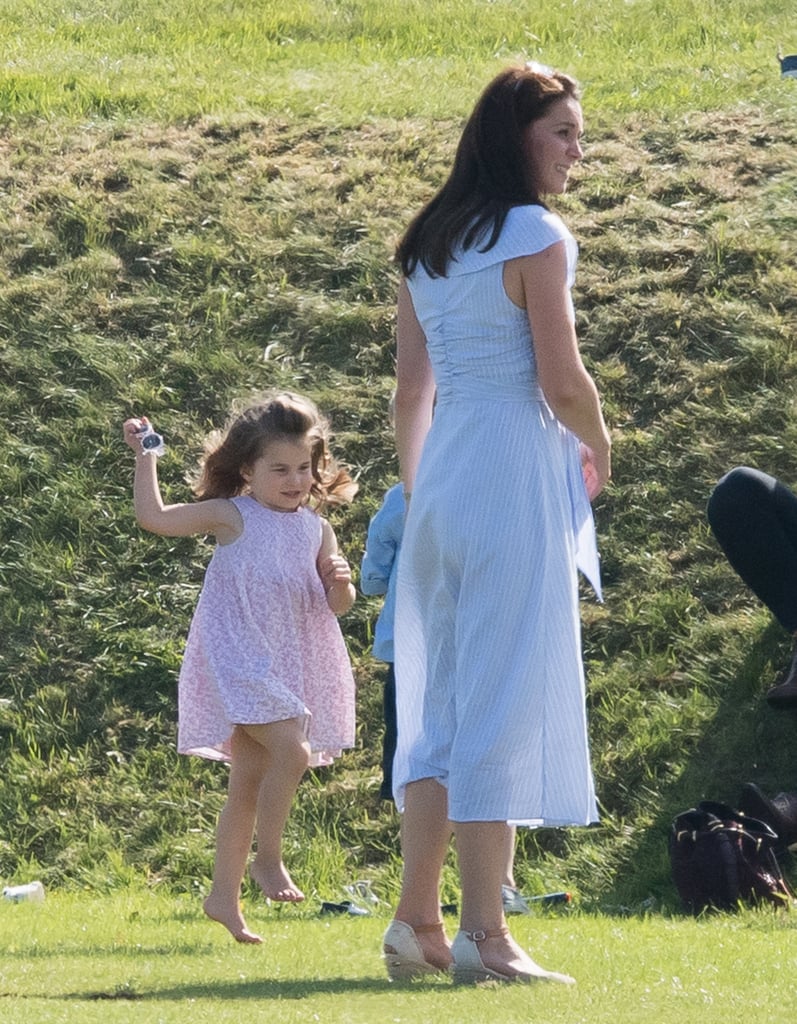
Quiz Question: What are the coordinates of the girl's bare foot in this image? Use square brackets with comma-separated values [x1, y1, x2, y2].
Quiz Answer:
[203, 894, 263, 944]
[249, 859, 305, 902]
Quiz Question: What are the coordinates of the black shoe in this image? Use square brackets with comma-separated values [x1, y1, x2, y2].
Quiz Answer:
[766, 642, 797, 708]
[766, 678, 797, 709]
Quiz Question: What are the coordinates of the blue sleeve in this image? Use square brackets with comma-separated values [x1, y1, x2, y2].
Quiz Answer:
[360, 486, 404, 596]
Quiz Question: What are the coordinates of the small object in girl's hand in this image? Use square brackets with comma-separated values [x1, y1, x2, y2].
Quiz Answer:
[137, 422, 165, 457]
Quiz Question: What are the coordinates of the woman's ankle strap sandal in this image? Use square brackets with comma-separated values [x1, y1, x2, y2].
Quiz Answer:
[451, 927, 575, 986]
[460, 926, 508, 943]
[382, 920, 449, 981]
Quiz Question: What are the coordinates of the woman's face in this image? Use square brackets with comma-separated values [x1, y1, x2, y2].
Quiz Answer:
[522, 95, 584, 196]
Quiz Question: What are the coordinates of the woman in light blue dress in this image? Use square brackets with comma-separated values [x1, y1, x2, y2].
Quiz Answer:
[382, 65, 612, 985]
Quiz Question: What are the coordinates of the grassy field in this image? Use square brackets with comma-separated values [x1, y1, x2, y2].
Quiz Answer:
[1, 0, 797, 945]
[1, 888, 796, 1023]
[0, 0, 792, 121]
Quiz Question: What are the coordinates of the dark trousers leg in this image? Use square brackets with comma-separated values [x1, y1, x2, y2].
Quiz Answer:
[380, 663, 397, 802]
[707, 466, 797, 633]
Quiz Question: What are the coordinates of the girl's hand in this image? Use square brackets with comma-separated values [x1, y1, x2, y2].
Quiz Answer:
[123, 416, 151, 453]
[317, 520, 356, 615]
[319, 554, 352, 594]
[580, 442, 611, 501]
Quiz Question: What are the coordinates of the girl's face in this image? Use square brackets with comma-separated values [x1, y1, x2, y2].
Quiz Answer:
[242, 436, 314, 512]
[522, 95, 584, 196]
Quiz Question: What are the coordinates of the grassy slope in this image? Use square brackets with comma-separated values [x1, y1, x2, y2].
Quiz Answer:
[1, 1, 796, 909]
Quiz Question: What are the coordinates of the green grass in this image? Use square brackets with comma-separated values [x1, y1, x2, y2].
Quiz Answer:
[1, 887, 797, 1023]
[0, 0, 792, 121]
[1, 0, 797, 930]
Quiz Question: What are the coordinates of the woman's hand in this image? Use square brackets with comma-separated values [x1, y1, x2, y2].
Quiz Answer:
[580, 442, 611, 501]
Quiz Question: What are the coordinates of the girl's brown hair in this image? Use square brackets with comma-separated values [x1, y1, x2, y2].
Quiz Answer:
[193, 392, 357, 510]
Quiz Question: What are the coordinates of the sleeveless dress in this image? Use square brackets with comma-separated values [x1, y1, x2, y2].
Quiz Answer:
[393, 204, 601, 825]
[177, 496, 356, 767]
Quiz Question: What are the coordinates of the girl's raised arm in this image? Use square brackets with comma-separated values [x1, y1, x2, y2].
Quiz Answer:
[123, 418, 242, 542]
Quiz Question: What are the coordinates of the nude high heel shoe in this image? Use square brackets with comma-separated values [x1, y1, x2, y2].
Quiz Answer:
[382, 920, 447, 981]
[450, 927, 576, 985]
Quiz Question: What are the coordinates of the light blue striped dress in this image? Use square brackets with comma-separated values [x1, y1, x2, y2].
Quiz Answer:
[393, 204, 601, 825]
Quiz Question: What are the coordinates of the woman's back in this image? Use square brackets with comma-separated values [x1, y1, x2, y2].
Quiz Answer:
[406, 205, 576, 404]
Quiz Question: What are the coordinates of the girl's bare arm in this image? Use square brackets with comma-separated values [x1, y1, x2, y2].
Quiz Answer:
[123, 418, 242, 542]
[318, 518, 356, 616]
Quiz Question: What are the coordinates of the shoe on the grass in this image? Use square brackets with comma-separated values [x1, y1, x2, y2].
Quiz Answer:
[501, 885, 531, 915]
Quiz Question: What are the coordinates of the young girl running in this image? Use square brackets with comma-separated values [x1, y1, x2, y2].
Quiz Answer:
[123, 392, 358, 944]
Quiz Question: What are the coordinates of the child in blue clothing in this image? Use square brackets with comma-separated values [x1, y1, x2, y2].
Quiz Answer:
[360, 481, 405, 801]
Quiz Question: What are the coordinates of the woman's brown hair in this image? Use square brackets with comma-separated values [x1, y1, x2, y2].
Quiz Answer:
[396, 65, 579, 279]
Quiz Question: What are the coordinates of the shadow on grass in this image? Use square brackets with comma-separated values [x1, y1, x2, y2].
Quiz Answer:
[1, 943, 220, 960]
[5, 976, 428, 1001]
[608, 618, 797, 910]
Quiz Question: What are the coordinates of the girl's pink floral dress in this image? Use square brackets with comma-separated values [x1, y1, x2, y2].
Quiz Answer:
[177, 496, 355, 766]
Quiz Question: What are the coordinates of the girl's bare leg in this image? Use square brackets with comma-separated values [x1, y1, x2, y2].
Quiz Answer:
[245, 718, 311, 902]
[203, 727, 268, 942]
